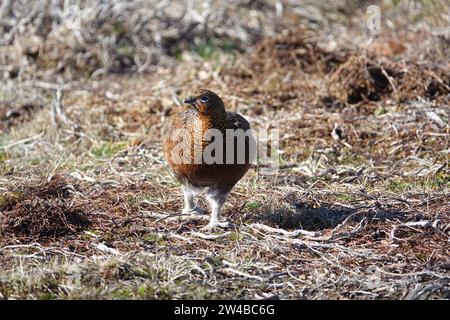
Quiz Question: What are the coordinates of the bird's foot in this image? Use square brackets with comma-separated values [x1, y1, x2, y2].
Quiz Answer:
[181, 206, 207, 215]
[201, 220, 230, 230]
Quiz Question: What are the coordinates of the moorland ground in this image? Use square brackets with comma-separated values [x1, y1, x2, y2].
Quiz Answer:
[0, 0, 449, 299]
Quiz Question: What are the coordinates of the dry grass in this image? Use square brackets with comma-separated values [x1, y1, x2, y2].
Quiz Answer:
[0, 0, 449, 299]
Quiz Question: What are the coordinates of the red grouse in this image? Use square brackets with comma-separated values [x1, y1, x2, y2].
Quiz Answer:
[163, 89, 255, 229]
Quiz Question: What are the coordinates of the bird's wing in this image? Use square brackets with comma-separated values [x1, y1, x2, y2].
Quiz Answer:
[226, 112, 251, 131]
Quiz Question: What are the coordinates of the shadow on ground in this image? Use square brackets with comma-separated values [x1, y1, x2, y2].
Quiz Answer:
[259, 201, 410, 231]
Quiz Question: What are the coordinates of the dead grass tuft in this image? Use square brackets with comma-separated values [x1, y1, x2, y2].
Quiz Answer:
[1, 198, 89, 239]
[251, 27, 347, 74]
[0, 175, 90, 240]
[0, 101, 43, 133]
[328, 54, 450, 104]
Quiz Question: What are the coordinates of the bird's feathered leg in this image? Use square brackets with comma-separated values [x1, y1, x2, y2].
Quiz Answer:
[181, 185, 206, 215]
[203, 189, 230, 229]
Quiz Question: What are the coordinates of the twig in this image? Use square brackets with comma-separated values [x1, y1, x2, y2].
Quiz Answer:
[220, 267, 265, 282]
[92, 243, 120, 255]
[0, 132, 44, 149]
[390, 220, 439, 242]
[190, 231, 231, 240]
[250, 223, 321, 238]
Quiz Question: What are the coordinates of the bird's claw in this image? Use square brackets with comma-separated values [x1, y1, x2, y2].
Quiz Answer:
[182, 206, 207, 215]
[202, 221, 230, 230]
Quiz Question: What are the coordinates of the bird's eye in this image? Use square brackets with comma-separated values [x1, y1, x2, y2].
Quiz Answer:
[200, 96, 209, 102]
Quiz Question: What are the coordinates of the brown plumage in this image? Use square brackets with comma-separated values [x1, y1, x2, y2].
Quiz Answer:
[163, 89, 255, 228]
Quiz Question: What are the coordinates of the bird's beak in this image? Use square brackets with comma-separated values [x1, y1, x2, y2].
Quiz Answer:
[183, 96, 197, 110]
[183, 97, 196, 105]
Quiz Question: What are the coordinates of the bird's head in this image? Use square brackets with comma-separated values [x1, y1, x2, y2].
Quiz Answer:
[182, 89, 226, 117]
